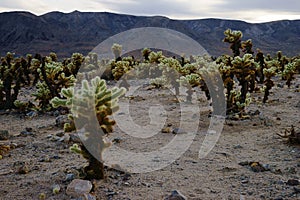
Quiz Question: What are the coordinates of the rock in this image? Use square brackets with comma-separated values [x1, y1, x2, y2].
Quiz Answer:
[241, 179, 249, 184]
[69, 133, 81, 143]
[26, 111, 38, 117]
[55, 115, 71, 128]
[17, 163, 30, 174]
[0, 130, 9, 140]
[56, 132, 64, 137]
[112, 137, 122, 143]
[294, 186, 300, 194]
[164, 190, 187, 200]
[20, 130, 34, 137]
[25, 127, 33, 132]
[286, 179, 300, 186]
[172, 128, 187, 135]
[296, 101, 300, 108]
[250, 162, 268, 172]
[53, 110, 60, 117]
[66, 173, 75, 181]
[233, 144, 243, 149]
[66, 179, 93, 198]
[83, 193, 97, 200]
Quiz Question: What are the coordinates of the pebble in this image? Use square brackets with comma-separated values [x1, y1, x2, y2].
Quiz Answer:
[164, 190, 187, 200]
[294, 186, 300, 194]
[26, 111, 38, 117]
[20, 131, 34, 137]
[66, 179, 93, 198]
[233, 144, 243, 149]
[0, 130, 9, 140]
[56, 132, 64, 137]
[286, 179, 300, 186]
[17, 163, 30, 174]
[172, 128, 187, 135]
[66, 173, 75, 181]
[82, 193, 97, 200]
[55, 115, 71, 128]
[241, 179, 249, 184]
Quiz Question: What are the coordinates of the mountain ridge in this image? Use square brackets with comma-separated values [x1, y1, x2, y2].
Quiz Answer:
[0, 11, 299, 58]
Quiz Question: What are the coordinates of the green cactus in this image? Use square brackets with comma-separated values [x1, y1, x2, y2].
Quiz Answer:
[50, 76, 126, 179]
[262, 66, 276, 103]
[111, 43, 122, 61]
[142, 48, 151, 61]
[112, 60, 132, 80]
[33, 57, 75, 111]
[223, 29, 243, 57]
[242, 39, 254, 55]
[255, 49, 265, 83]
[0, 52, 26, 109]
[232, 53, 258, 98]
[283, 62, 297, 88]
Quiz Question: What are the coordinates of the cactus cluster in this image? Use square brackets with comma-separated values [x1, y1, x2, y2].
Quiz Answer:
[0, 52, 29, 109]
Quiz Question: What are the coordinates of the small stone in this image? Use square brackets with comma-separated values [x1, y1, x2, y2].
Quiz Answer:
[17, 163, 30, 174]
[83, 193, 97, 200]
[26, 127, 33, 132]
[66, 179, 93, 198]
[172, 128, 187, 135]
[53, 110, 60, 117]
[286, 179, 300, 186]
[238, 161, 249, 166]
[26, 111, 38, 117]
[0, 130, 9, 140]
[66, 173, 75, 181]
[69, 133, 81, 143]
[112, 137, 122, 143]
[164, 190, 187, 200]
[56, 132, 64, 137]
[20, 131, 34, 137]
[241, 179, 249, 184]
[277, 180, 285, 185]
[294, 186, 300, 194]
[233, 144, 243, 149]
[55, 115, 71, 128]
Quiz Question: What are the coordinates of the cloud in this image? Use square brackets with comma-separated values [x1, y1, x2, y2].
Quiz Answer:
[0, 0, 299, 22]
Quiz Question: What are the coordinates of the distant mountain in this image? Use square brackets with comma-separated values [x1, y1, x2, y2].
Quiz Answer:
[0, 11, 299, 58]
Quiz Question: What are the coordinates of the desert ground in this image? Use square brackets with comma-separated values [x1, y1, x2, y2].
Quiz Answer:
[0, 75, 299, 200]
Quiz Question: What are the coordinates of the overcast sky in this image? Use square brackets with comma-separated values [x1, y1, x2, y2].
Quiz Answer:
[0, 0, 299, 23]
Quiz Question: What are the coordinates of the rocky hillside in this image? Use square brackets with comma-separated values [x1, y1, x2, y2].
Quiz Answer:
[0, 11, 299, 58]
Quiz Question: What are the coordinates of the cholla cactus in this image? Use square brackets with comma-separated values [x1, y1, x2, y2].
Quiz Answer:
[242, 39, 254, 54]
[112, 60, 132, 80]
[111, 43, 122, 60]
[142, 48, 151, 61]
[179, 73, 201, 87]
[262, 67, 276, 103]
[149, 51, 165, 63]
[283, 62, 297, 87]
[34, 58, 76, 110]
[232, 53, 258, 95]
[223, 29, 243, 57]
[50, 76, 126, 179]
[0, 52, 25, 109]
[150, 75, 169, 88]
[255, 49, 265, 83]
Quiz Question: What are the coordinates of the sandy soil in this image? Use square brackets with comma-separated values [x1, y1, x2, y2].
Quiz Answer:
[0, 75, 299, 200]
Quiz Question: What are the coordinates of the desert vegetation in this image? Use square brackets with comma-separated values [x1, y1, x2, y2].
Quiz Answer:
[0, 29, 299, 199]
